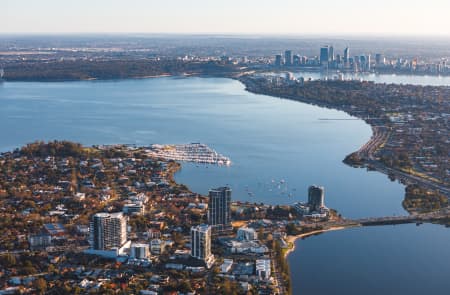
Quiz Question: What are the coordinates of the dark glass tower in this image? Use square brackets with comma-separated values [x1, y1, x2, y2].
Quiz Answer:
[208, 186, 232, 230]
[320, 46, 329, 66]
[308, 185, 325, 212]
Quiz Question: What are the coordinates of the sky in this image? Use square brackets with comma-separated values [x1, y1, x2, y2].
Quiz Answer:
[2, 0, 450, 36]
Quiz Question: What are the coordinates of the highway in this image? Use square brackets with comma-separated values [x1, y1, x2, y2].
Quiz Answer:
[354, 125, 450, 197]
[367, 160, 450, 196]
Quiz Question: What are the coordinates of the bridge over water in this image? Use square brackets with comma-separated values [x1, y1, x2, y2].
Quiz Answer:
[348, 209, 450, 226]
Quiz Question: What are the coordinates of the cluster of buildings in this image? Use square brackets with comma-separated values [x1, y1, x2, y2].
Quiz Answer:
[122, 192, 148, 215]
[275, 46, 373, 72]
[274, 46, 450, 75]
[84, 187, 232, 267]
[84, 184, 276, 288]
[225, 227, 269, 254]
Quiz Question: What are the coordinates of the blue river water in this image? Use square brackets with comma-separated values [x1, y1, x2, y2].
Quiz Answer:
[288, 223, 450, 295]
[0, 75, 449, 294]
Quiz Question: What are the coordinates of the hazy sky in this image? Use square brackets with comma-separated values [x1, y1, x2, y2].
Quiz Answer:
[2, 0, 450, 36]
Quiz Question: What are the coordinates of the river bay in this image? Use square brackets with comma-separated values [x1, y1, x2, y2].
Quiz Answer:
[0, 76, 449, 294]
[288, 223, 450, 295]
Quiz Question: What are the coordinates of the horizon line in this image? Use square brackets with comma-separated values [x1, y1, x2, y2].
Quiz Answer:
[1, 32, 450, 39]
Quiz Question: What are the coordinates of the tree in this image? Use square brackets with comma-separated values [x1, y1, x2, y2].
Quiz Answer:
[47, 264, 57, 274]
[0, 253, 16, 267]
[286, 223, 300, 235]
[258, 227, 265, 240]
[34, 278, 47, 295]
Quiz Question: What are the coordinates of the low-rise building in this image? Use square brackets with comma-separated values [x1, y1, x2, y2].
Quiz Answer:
[229, 240, 269, 254]
[255, 259, 271, 281]
[150, 239, 165, 255]
[237, 227, 258, 241]
[220, 259, 234, 273]
[123, 202, 145, 215]
[130, 243, 150, 259]
[28, 233, 52, 250]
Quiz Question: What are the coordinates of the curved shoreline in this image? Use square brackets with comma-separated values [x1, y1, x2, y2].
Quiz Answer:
[284, 226, 355, 259]
[237, 76, 449, 198]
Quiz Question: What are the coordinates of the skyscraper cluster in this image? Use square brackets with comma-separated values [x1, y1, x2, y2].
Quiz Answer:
[274, 45, 382, 73]
[320, 45, 374, 71]
[275, 51, 308, 67]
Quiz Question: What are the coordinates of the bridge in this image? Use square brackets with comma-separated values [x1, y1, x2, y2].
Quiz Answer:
[348, 208, 450, 226]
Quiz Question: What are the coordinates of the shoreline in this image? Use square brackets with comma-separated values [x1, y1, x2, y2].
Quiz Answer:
[284, 226, 353, 259]
[238, 77, 449, 198]
[1, 73, 179, 83]
[4, 70, 450, 83]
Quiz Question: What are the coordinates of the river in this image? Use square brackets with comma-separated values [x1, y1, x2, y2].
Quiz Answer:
[0, 74, 448, 294]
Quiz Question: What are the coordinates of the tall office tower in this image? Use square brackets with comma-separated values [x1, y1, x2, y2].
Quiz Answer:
[275, 54, 283, 67]
[208, 186, 231, 230]
[301, 56, 308, 64]
[191, 224, 212, 262]
[375, 53, 385, 66]
[285, 50, 292, 66]
[308, 185, 325, 212]
[352, 55, 360, 72]
[360, 55, 367, 72]
[293, 54, 300, 66]
[329, 46, 335, 62]
[320, 46, 329, 66]
[336, 54, 341, 64]
[367, 54, 371, 71]
[343, 47, 350, 63]
[90, 212, 127, 250]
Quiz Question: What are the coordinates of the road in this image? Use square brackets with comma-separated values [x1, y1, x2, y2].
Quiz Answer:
[354, 125, 450, 197]
[367, 159, 450, 196]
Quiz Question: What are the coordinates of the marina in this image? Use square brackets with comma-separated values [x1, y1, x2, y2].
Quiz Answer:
[145, 143, 231, 166]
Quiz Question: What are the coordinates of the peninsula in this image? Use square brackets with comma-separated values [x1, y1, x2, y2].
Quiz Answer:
[238, 74, 450, 213]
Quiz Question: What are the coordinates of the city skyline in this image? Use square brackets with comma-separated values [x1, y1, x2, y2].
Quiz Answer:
[3, 0, 450, 36]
